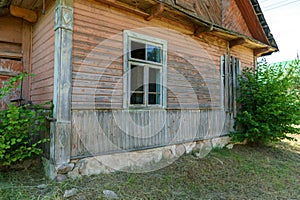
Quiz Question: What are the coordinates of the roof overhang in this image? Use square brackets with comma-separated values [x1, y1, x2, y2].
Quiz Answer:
[0, 0, 278, 56]
[0, 0, 51, 23]
[95, 0, 278, 56]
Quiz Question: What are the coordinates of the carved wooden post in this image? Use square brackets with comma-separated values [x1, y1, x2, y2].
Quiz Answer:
[50, 0, 73, 178]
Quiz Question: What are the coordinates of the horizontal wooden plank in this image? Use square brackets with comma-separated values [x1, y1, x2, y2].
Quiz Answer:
[0, 16, 22, 44]
[31, 45, 54, 64]
[32, 35, 54, 56]
[72, 87, 122, 96]
[72, 95, 122, 103]
[31, 68, 54, 83]
[73, 79, 121, 90]
[32, 3, 55, 38]
[31, 92, 54, 103]
[30, 85, 54, 95]
[0, 42, 22, 54]
[31, 77, 54, 90]
[31, 56, 54, 71]
[0, 52, 22, 59]
[71, 102, 122, 109]
[0, 70, 19, 76]
[30, 5, 54, 104]
[73, 59, 122, 70]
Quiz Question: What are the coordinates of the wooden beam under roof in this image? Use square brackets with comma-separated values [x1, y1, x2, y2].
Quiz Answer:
[254, 47, 270, 56]
[95, 0, 148, 18]
[10, 5, 38, 23]
[229, 38, 246, 48]
[94, 0, 277, 55]
[145, 3, 164, 21]
[193, 25, 213, 36]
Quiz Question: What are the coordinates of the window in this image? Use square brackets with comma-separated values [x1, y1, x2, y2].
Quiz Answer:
[123, 31, 167, 108]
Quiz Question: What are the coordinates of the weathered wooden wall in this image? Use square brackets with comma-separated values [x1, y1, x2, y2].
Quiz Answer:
[231, 45, 254, 69]
[0, 16, 23, 109]
[70, 0, 255, 157]
[71, 109, 226, 157]
[72, 0, 228, 110]
[30, 3, 55, 104]
[222, 0, 252, 38]
[0, 16, 22, 56]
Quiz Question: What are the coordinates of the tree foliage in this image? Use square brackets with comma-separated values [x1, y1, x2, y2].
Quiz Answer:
[231, 60, 300, 144]
[0, 73, 51, 166]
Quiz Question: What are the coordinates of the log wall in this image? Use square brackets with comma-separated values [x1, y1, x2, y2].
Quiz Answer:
[30, 3, 55, 104]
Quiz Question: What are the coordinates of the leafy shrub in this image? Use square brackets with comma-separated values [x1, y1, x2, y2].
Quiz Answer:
[231, 60, 300, 144]
[0, 73, 50, 166]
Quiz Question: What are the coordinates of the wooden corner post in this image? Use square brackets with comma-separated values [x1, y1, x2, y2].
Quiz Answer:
[50, 0, 74, 178]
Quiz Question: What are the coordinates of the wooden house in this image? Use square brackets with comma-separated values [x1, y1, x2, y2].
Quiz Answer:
[0, 0, 278, 177]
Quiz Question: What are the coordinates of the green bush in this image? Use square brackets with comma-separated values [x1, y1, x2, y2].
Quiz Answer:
[231, 60, 300, 144]
[0, 73, 50, 166]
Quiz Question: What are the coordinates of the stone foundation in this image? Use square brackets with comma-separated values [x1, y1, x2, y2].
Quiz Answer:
[54, 136, 231, 179]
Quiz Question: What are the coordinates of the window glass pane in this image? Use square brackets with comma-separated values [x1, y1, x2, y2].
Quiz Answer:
[147, 44, 161, 63]
[130, 65, 144, 105]
[130, 65, 144, 92]
[131, 41, 146, 60]
[148, 67, 161, 105]
[130, 93, 144, 104]
[149, 67, 160, 93]
[149, 94, 160, 105]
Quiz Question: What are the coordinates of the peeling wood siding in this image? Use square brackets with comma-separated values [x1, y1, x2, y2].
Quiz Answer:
[31, 3, 55, 104]
[72, 0, 229, 110]
[222, 0, 252, 38]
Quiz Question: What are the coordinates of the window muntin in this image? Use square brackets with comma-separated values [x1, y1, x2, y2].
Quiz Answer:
[124, 31, 167, 108]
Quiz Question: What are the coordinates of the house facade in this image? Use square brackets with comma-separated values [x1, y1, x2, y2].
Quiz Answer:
[0, 0, 278, 177]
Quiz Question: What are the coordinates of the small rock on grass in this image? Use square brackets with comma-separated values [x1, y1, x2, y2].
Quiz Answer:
[63, 188, 78, 198]
[56, 174, 67, 182]
[103, 190, 119, 199]
[37, 184, 47, 189]
[226, 143, 234, 149]
[57, 163, 75, 174]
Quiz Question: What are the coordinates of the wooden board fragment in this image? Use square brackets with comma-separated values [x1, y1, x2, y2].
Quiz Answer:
[10, 5, 38, 23]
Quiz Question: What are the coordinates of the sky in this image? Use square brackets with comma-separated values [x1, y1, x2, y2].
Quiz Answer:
[258, 0, 300, 64]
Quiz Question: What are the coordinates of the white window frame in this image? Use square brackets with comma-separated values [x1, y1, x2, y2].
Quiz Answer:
[123, 30, 167, 109]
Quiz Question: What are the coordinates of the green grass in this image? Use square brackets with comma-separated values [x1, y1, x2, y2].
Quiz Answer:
[1, 135, 299, 200]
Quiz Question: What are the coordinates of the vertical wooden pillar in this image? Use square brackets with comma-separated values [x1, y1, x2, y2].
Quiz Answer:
[21, 21, 32, 102]
[50, 0, 73, 178]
